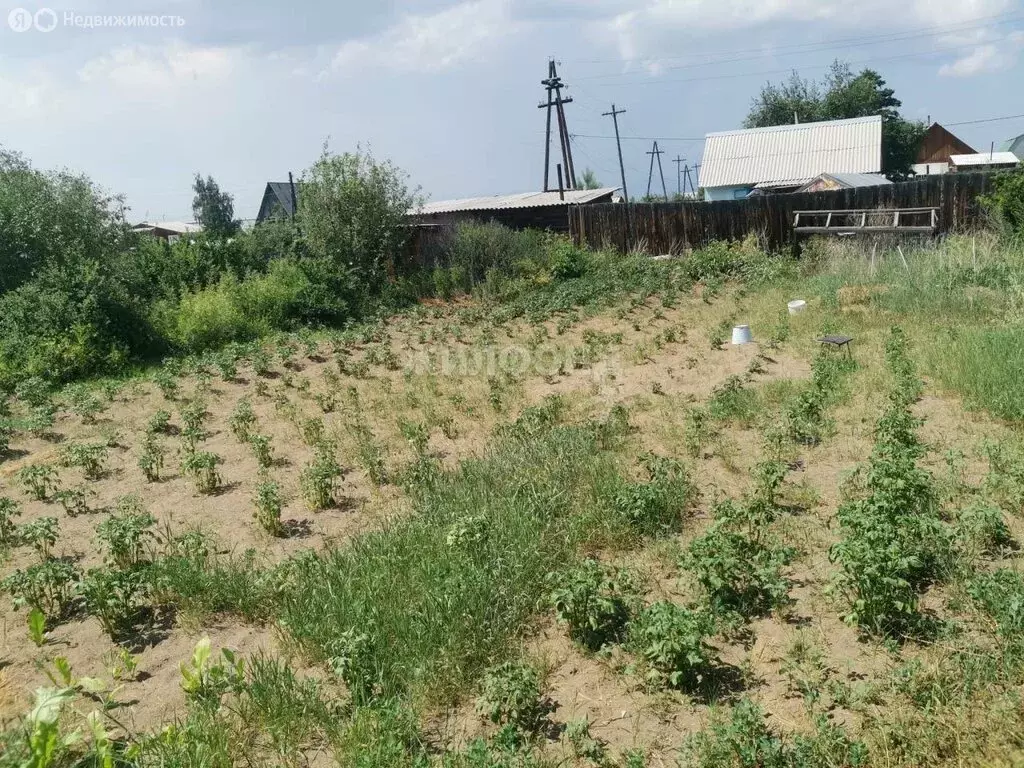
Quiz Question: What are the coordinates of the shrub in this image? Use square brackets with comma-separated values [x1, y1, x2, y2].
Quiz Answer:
[549, 559, 635, 651]
[628, 601, 717, 690]
[476, 661, 547, 734]
[980, 165, 1024, 236]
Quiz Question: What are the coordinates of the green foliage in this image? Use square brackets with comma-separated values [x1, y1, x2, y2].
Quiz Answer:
[59, 442, 107, 480]
[79, 566, 150, 639]
[549, 559, 635, 651]
[968, 570, 1024, 640]
[682, 698, 868, 768]
[708, 375, 759, 425]
[300, 451, 343, 510]
[96, 511, 155, 569]
[54, 487, 93, 518]
[253, 474, 284, 537]
[980, 164, 1024, 236]
[476, 661, 547, 734]
[612, 455, 694, 536]
[28, 606, 47, 647]
[1, 559, 80, 618]
[138, 433, 165, 482]
[229, 397, 256, 440]
[0, 497, 22, 548]
[248, 433, 275, 468]
[64, 384, 103, 424]
[182, 451, 222, 495]
[744, 61, 924, 179]
[180, 636, 246, 709]
[146, 409, 172, 435]
[192, 174, 239, 238]
[19, 464, 59, 501]
[628, 601, 717, 690]
[18, 517, 60, 560]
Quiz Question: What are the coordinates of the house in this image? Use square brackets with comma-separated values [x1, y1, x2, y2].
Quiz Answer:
[131, 221, 202, 243]
[796, 172, 892, 193]
[256, 181, 303, 224]
[698, 115, 883, 201]
[912, 123, 976, 176]
[999, 132, 1024, 160]
[950, 152, 1019, 172]
[410, 187, 619, 232]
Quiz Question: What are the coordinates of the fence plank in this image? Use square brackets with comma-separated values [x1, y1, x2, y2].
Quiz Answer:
[571, 173, 996, 253]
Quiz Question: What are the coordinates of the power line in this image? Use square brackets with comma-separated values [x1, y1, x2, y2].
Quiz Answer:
[570, 33, 1024, 89]
[566, 10, 1024, 67]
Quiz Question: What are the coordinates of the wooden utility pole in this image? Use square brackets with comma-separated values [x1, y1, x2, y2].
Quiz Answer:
[602, 103, 631, 248]
[673, 155, 686, 197]
[646, 141, 667, 201]
[683, 165, 696, 197]
[538, 59, 577, 191]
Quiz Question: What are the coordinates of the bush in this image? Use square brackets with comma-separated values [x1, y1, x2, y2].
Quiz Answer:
[981, 165, 1024, 236]
[549, 559, 634, 651]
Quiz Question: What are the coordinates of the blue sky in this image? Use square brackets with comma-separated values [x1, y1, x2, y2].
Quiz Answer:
[1, 0, 1022, 221]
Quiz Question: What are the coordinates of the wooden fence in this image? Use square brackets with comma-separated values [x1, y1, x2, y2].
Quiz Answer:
[569, 172, 998, 254]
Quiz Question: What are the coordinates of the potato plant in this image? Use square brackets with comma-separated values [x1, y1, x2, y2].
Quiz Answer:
[54, 487, 94, 518]
[96, 512, 156, 569]
[0, 559, 80, 620]
[18, 464, 59, 501]
[253, 475, 284, 536]
[18, 517, 60, 560]
[549, 559, 635, 651]
[229, 398, 257, 441]
[182, 451, 222, 495]
[0, 497, 22, 548]
[146, 409, 172, 436]
[300, 452, 342, 510]
[60, 442, 108, 481]
[476, 661, 547, 734]
[138, 433, 165, 482]
[80, 567, 150, 640]
[248, 433, 275, 468]
[628, 601, 717, 690]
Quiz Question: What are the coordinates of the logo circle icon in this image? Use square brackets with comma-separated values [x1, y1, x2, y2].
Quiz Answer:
[34, 8, 57, 32]
[7, 7, 34, 31]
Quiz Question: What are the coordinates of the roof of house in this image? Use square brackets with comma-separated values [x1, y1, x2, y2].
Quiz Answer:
[916, 123, 976, 164]
[699, 115, 883, 189]
[998, 133, 1024, 159]
[132, 221, 202, 235]
[797, 172, 893, 191]
[414, 187, 618, 216]
[256, 181, 302, 222]
[950, 152, 1020, 167]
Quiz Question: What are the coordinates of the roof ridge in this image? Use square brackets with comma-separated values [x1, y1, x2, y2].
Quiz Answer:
[706, 114, 881, 138]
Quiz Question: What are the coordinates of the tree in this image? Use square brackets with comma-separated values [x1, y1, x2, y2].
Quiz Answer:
[581, 168, 602, 190]
[745, 61, 925, 180]
[191, 175, 239, 238]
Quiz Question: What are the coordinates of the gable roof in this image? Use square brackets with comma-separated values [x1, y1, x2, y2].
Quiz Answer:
[999, 133, 1024, 159]
[256, 181, 302, 223]
[414, 188, 618, 216]
[916, 123, 976, 164]
[699, 115, 883, 189]
[796, 172, 893, 192]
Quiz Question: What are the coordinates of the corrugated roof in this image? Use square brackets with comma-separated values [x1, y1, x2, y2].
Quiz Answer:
[950, 152, 1019, 166]
[132, 221, 203, 234]
[699, 115, 883, 189]
[998, 133, 1024, 159]
[415, 187, 618, 215]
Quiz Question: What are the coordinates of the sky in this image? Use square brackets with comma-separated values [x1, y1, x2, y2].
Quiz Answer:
[1, 0, 1023, 222]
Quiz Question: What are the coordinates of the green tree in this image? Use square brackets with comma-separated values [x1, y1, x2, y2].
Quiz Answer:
[191, 175, 239, 238]
[745, 61, 925, 180]
[581, 168, 602, 189]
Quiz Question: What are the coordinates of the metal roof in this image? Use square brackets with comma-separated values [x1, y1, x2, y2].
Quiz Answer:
[415, 187, 618, 215]
[699, 115, 883, 189]
[132, 221, 202, 234]
[950, 152, 1019, 166]
[998, 133, 1024, 159]
[799, 172, 893, 191]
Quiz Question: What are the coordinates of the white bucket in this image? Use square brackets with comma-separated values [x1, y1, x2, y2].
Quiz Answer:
[788, 299, 807, 315]
[732, 325, 753, 345]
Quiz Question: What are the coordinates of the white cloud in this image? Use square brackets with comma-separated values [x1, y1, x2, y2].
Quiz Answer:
[77, 42, 242, 90]
[939, 30, 1024, 76]
[329, 0, 519, 76]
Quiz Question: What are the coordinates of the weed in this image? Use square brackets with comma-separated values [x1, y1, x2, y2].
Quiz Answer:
[549, 559, 635, 651]
[300, 416, 326, 447]
[180, 637, 246, 709]
[613, 455, 694, 536]
[28, 606, 47, 646]
[628, 601, 717, 690]
[708, 375, 759, 426]
[566, 719, 609, 764]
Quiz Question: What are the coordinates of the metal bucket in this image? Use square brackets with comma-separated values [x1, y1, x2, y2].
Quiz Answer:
[732, 325, 753, 345]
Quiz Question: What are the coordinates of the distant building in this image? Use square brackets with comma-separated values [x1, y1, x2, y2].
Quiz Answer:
[912, 122, 976, 176]
[698, 115, 883, 201]
[131, 221, 202, 243]
[999, 132, 1024, 160]
[410, 187, 619, 232]
[796, 172, 892, 193]
[256, 181, 303, 224]
[950, 152, 1019, 172]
